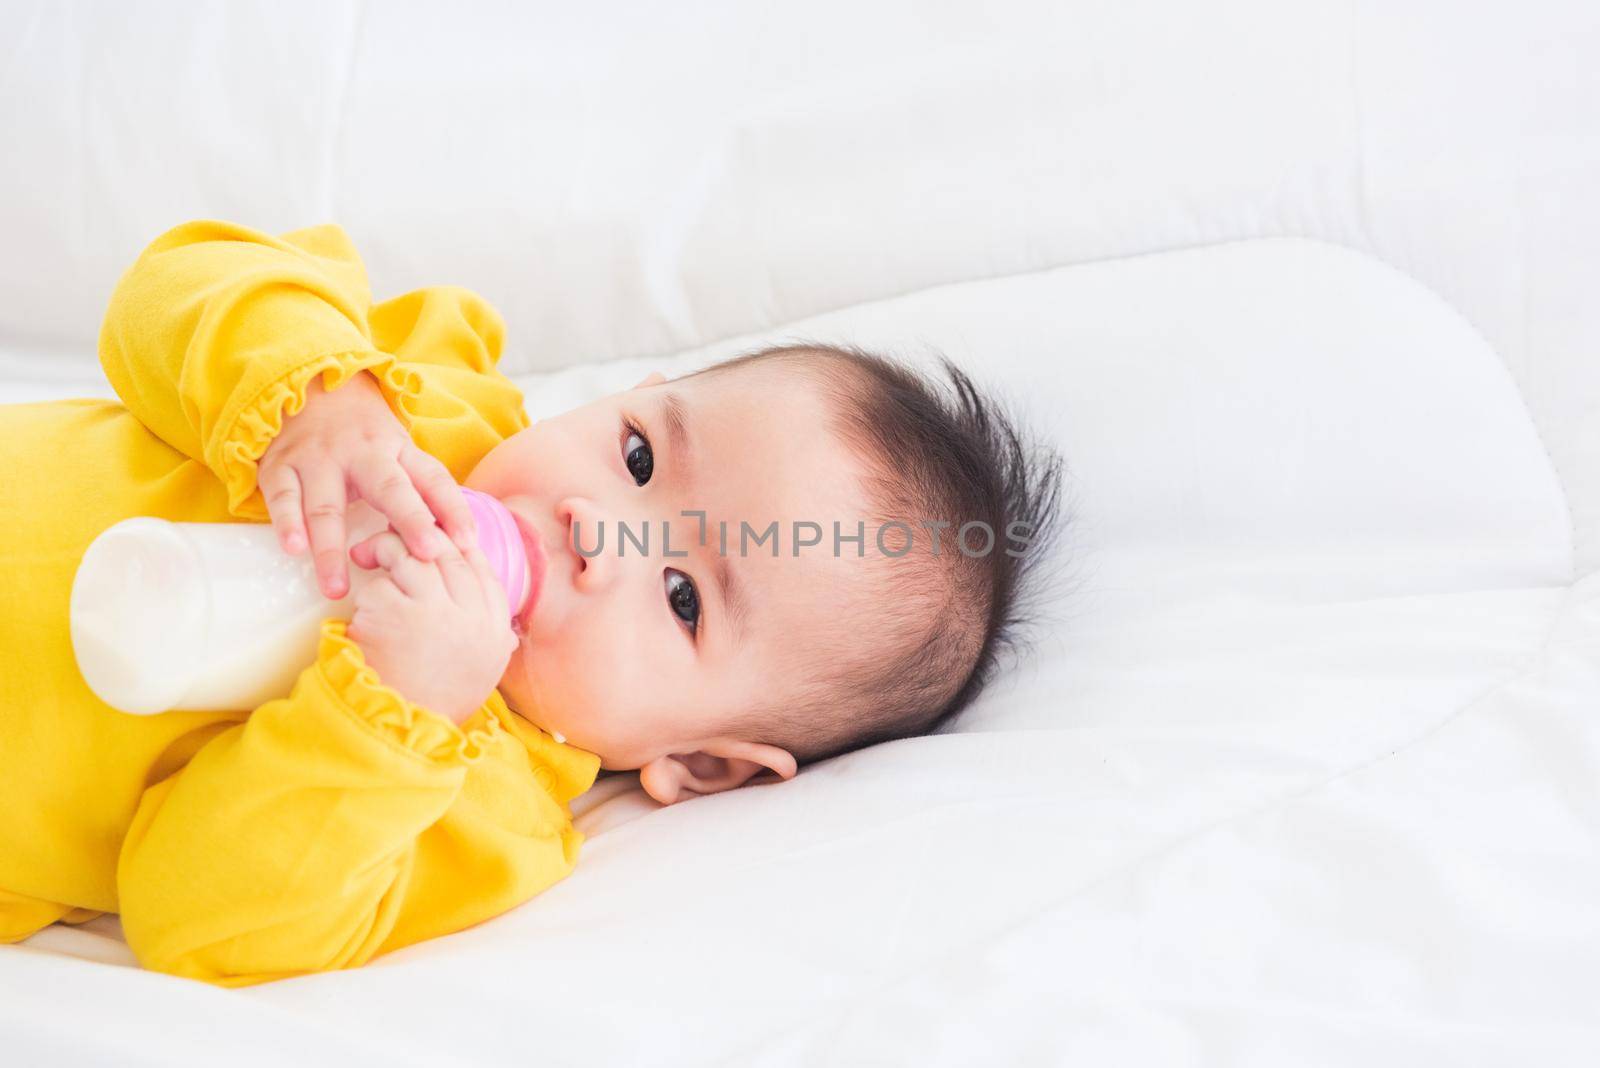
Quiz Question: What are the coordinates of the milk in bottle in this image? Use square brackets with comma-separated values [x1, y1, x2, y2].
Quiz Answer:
[70, 488, 533, 715]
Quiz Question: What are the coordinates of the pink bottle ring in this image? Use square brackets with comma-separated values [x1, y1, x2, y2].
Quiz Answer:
[459, 487, 528, 620]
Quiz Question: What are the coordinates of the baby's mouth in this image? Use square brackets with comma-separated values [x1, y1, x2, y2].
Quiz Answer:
[508, 506, 548, 633]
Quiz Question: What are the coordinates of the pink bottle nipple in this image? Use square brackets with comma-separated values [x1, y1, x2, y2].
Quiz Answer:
[459, 487, 531, 621]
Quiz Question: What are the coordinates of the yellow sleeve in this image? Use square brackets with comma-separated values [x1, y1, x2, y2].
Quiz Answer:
[115, 619, 581, 988]
[97, 218, 531, 522]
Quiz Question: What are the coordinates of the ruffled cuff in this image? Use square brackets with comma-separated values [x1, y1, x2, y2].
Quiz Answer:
[313, 617, 498, 767]
[217, 348, 426, 522]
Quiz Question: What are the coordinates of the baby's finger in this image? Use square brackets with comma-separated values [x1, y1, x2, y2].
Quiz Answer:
[370, 530, 443, 599]
[432, 536, 484, 608]
[461, 542, 511, 622]
[351, 453, 449, 562]
[348, 527, 389, 569]
[399, 443, 478, 552]
[260, 462, 307, 555]
[350, 538, 376, 570]
[301, 464, 351, 599]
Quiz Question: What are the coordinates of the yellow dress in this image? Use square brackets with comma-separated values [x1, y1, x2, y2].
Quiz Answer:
[0, 219, 601, 987]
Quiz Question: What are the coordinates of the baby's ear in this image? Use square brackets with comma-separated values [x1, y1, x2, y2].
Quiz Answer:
[638, 743, 797, 806]
[632, 371, 666, 390]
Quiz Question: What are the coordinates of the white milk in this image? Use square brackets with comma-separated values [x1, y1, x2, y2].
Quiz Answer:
[70, 501, 392, 714]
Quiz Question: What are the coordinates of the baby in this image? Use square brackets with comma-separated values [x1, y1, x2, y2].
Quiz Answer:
[333, 341, 1067, 804]
[0, 219, 1065, 986]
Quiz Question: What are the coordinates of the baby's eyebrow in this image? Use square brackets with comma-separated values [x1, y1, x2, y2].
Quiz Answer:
[661, 390, 692, 476]
[659, 390, 747, 647]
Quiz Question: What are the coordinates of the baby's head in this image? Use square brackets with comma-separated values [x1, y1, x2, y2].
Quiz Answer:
[465, 343, 1066, 805]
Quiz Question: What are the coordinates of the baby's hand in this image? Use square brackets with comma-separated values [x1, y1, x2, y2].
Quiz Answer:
[258, 370, 477, 600]
[345, 529, 518, 726]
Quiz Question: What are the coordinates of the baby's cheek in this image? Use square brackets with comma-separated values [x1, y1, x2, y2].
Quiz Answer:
[532, 631, 613, 714]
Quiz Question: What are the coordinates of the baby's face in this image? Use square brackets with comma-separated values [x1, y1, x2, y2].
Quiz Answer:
[465, 364, 875, 803]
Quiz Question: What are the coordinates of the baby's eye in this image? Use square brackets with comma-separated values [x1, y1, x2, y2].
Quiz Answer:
[665, 569, 700, 636]
[622, 422, 653, 486]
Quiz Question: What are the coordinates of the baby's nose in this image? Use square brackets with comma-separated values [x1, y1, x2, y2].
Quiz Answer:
[557, 496, 606, 584]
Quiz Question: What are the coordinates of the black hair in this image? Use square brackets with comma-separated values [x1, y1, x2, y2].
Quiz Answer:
[678, 340, 1071, 768]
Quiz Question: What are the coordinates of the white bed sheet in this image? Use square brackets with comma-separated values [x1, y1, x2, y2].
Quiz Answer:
[5, 238, 1597, 1065]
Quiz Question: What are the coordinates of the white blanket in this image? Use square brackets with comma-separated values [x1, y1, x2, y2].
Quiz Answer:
[2, 1, 1595, 1064]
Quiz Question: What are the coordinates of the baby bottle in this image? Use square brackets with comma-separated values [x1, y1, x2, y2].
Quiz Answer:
[69, 487, 536, 715]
